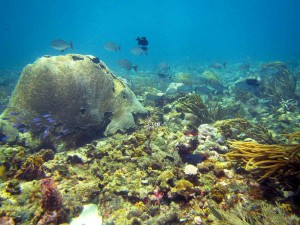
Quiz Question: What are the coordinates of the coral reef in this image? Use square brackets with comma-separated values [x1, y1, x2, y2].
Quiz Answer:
[259, 61, 296, 101]
[226, 140, 300, 181]
[178, 93, 212, 127]
[0, 54, 146, 149]
[214, 118, 275, 144]
[37, 177, 68, 225]
[1, 59, 300, 225]
[14, 156, 45, 180]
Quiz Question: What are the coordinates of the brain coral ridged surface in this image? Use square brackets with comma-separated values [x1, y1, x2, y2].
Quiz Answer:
[0, 54, 146, 149]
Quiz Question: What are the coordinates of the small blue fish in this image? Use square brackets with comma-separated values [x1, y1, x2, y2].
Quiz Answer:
[47, 118, 56, 123]
[13, 123, 22, 128]
[1, 117, 9, 121]
[32, 117, 42, 123]
[55, 135, 62, 140]
[9, 112, 19, 116]
[0, 135, 9, 142]
[43, 114, 52, 118]
[61, 129, 69, 135]
[42, 127, 50, 139]
[18, 128, 29, 133]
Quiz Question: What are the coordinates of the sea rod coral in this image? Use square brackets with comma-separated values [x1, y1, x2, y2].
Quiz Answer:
[225, 140, 300, 181]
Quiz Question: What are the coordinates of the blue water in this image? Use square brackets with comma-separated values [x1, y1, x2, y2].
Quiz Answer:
[1, 0, 300, 70]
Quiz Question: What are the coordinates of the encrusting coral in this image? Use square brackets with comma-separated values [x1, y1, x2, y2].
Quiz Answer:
[225, 140, 300, 181]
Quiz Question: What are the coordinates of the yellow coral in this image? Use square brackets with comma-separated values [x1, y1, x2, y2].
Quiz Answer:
[172, 179, 194, 193]
[157, 170, 175, 189]
[226, 140, 300, 181]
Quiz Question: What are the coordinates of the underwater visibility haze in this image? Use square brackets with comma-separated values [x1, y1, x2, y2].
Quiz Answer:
[1, 0, 300, 224]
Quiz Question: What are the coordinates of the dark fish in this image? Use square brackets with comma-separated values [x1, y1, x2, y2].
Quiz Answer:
[140, 46, 148, 52]
[136, 36, 148, 46]
[157, 73, 171, 79]
[117, 59, 138, 72]
[104, 42, 121, 52]
[245, 78, 260, 86]
[51, 39, 73, 52]
[130, 46, 147, 55]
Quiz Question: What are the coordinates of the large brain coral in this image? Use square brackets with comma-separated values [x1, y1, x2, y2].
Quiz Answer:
[0, 54, 146, 149]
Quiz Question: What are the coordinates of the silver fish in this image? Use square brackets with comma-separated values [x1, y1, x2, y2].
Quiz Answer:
[104, 42, 121, 52]
[51, 39, 73, 52]
[130, 46, 147, 55]
[117, 59, 138, 72]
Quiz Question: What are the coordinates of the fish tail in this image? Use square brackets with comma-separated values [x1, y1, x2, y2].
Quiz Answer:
[132, 65, 138, 72]
[70, 42, 74, 49]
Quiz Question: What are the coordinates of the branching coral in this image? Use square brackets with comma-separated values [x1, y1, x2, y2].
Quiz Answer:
[179, 94, 212, 124]
[259, 62, 296, 101]
[226, 140, 300, 181]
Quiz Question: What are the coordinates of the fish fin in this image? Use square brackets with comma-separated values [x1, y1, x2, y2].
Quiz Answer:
[132, 65, 138, 72]
[70, 42, 73, 49]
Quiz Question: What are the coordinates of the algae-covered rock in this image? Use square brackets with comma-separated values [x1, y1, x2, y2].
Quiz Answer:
[0, 54, 146, 149]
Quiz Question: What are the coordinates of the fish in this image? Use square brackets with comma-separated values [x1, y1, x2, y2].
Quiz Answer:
[43, 114, 52, 118]
[104, 42, 121, 52]
[136, 36, 148, 46]
[32, 117, 42, 123]
[130, 46, 147, 55]
[238, 63, 250, 70]
[18, 127, 29, 133]
[47, 118, 56, 123]
[117, 59, 138, 72]
[50, 39, 73, 52]
[209, 62, 226, 69]
[9, 111, 19, 116]
[245, 77, 260, 86]
[0, 135, 9, 142]
[42, 127, 50, 139]
[158, 62, 170, 72]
